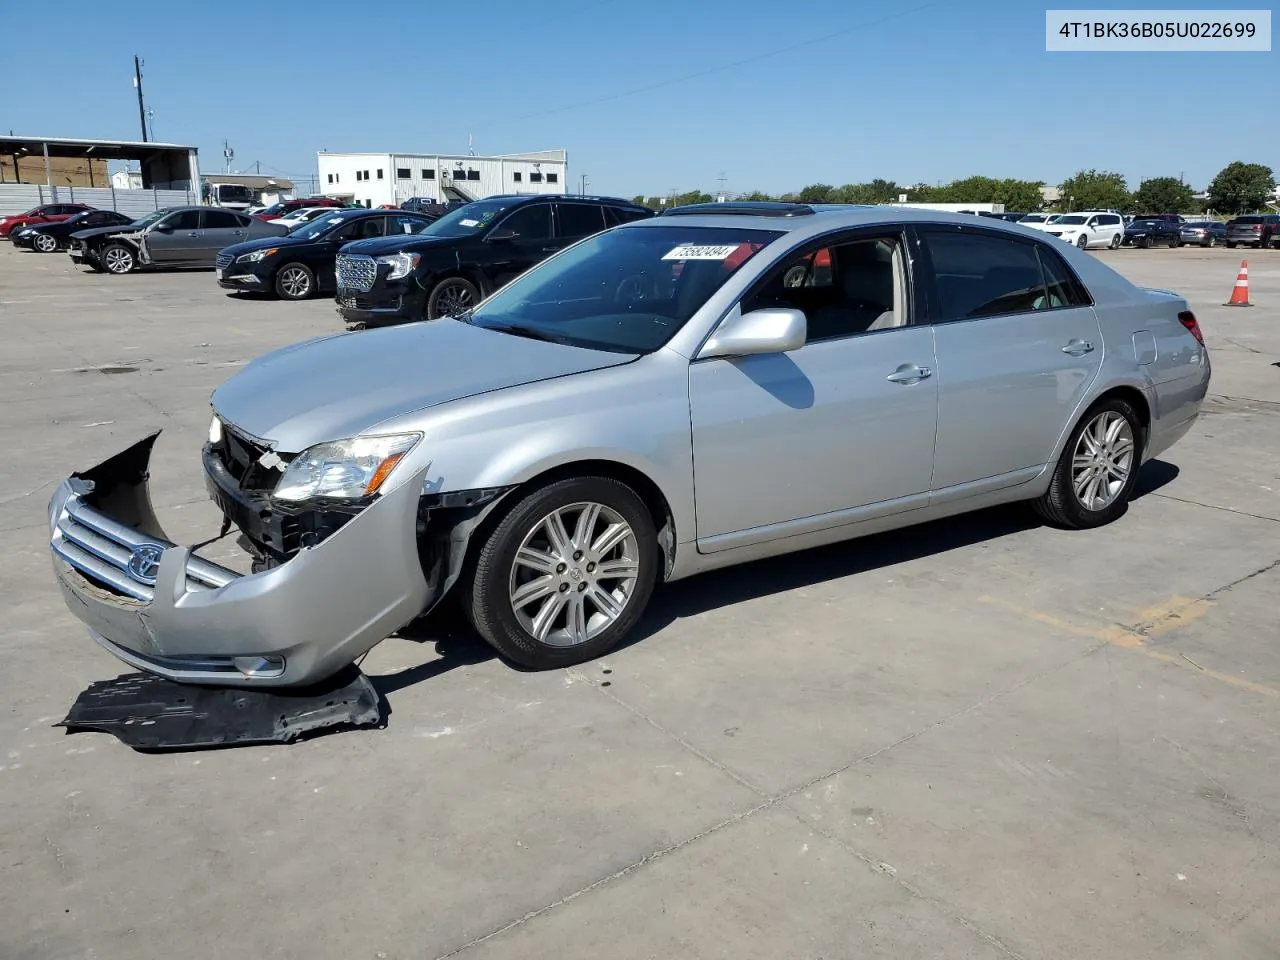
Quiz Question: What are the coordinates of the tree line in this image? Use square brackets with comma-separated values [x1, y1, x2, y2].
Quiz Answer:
[632, 162, 1276, 216]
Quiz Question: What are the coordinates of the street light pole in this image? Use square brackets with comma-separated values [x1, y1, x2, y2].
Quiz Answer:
[579, 173, 589, 196]
[133, 56, 148, 143]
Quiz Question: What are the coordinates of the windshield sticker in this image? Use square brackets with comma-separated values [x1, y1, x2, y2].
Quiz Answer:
[662, 244, 744, 261]
[459, 218, 480, 227]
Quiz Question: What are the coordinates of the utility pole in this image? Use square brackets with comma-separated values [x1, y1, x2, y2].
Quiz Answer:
[716, 172, 727, 201]
[133, 56, 148, 142]
[256, 160, 261, 175]
[579, 173, 589, 196]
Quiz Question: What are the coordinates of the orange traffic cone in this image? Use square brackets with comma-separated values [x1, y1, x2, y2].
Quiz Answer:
[1224, 259, 1253, 307]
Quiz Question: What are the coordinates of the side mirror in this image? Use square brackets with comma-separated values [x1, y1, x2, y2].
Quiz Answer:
[486, 228, 518, 242]
[154, 224, 174, 233]
[698, 307, 807, 359]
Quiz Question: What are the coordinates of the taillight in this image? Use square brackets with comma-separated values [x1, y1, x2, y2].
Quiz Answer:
[1178, 310, 1205, 346]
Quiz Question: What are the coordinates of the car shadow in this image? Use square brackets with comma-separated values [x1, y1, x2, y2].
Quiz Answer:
[371, 459, 1182, 691]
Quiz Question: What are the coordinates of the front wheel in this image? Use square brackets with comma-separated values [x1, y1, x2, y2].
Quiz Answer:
[34, 234, 58, 253]
[1225, 241, 1237, 249]
[274, 262, 315, 300]
[1033, 398, 1142, 530]
[101, 243, 136, 274]
[1076, 234, 1088, 249]
[426, 276, 480, 320]
[1168, 235, 1180, 248]
[464, 477, 659, 669]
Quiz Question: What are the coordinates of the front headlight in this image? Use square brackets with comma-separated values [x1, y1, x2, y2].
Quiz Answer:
[375, 252, 420, 281]
[208, 414, 223, 445]
[273, 433, 421, 502]
[235, 248, 278, 263]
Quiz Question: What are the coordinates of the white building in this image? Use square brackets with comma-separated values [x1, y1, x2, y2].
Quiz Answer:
[316, 149, 568, 207]
[110, 169, 143, 190]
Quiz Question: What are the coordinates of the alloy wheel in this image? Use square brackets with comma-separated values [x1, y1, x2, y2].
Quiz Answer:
[1071, 411, 1135, 511]
[34, 234, 57, 252]
[104, 247, 133, 273]
[507, 501, 640, 647]
[278, 265, 311, 298]
[436, 280, 474, 317]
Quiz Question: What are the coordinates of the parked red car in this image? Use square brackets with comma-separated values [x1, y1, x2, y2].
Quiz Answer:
[250, 197, 343, 222]
[0, 202, 94, 238]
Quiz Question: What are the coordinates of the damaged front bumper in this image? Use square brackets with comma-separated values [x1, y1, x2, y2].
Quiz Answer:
[48, 433, 432, 687]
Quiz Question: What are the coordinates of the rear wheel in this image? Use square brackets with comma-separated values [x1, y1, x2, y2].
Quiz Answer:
[1226, 241, 1237, 249]
[1033, 398, 1142, 530]
[274, 262, 314, 300]
[426, 277, 480, 320]
[1109, 233, 1121, 249]
[464, 477, 658, 669]
[101, 243, 136, 274]
[33, 233, 58, 253]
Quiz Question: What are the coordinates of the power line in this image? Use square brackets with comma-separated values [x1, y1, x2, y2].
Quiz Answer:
[500, 0, 946, 125]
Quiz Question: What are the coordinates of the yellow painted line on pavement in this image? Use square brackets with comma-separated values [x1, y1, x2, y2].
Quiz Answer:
[976, 594, 1280, 700]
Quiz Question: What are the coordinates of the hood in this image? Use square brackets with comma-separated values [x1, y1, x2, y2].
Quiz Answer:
[210, 318, 636, 452]
[1125, 221, 1165, 232]
[70, 223, 140, 241]
[219, 234, 311, 258]
[339, 233, 461, 257]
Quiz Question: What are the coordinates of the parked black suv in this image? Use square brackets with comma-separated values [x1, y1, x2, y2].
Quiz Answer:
[1122, 217, 1183, 248]
[216, 208, 437, 300]
[334, 195, 654, 326]
[1224, 214, 1280, 248]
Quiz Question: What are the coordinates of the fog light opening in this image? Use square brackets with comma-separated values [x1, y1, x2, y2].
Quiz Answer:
[233, 655, 286, 678]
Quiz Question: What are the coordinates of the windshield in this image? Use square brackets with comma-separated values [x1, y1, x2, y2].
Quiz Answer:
[419, 198, 517, 238]
[257, 203, 286, 217]
[468, 225, 781, 354]
[290, 214, 354, 240]
[130, 208, 175, 229]
[215, 185, 252, 203]
[1018, 215, 1047, 223]
[1055, 215, 1088, 225]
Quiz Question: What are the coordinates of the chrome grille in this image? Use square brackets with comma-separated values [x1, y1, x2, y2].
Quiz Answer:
[336, 254, 378, 292]
[51, 496, 238, 602]
[215, 252, 234, 270]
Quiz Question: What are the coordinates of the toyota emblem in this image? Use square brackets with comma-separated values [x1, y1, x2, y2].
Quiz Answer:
[126, 543, 165, 585]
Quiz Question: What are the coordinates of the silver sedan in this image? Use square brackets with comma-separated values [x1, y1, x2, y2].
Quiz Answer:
[49, 203, 1210, 686]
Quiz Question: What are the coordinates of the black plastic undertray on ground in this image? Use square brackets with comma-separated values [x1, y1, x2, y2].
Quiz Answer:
[56, 667, 382, 751]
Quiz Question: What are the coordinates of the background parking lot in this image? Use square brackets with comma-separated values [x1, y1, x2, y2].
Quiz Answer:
[1, 245, 1277, 959]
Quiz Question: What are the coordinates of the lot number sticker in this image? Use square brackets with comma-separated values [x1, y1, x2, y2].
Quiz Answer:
[663, 244, 743, 261]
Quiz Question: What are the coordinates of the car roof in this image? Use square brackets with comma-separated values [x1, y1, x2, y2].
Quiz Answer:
[621, 202, 1066, 243]
[480, 193, 648, 209]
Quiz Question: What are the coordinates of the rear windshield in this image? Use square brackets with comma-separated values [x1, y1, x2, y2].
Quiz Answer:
[1233, 216, 1261, 224]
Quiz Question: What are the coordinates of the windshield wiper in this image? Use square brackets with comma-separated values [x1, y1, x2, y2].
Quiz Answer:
[479, 321, 565, 344]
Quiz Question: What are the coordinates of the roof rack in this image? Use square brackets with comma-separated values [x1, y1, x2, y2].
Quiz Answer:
[660, 201, 816, 218]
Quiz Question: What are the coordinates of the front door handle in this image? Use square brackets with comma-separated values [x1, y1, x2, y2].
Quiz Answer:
[1061, 339, 1094, 356]
[886, 364, 932, 384]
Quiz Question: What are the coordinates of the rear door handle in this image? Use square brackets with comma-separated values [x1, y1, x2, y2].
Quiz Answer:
[886, 364, 932, 384]
[1061, 339, 1094, 356]
[187, 231, 199, 238]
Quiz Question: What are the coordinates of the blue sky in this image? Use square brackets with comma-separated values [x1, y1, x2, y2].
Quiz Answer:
[4, 0, 1275, 196]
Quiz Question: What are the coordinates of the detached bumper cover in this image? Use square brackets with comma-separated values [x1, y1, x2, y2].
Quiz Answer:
[49, 432, 432, 687]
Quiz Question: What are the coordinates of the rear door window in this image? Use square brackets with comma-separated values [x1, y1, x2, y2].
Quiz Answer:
[554, 203, 607, 240]
[202, 210, 242, 229]
[923, 229, 1048, 320]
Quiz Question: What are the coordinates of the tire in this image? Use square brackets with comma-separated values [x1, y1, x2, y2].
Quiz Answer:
[33, 234, 58, 253]
[1225, 242, 1236, 249]
[1168, 234, 1180, 248]
[1109, 233, 1121, 250]
[464, 476, 659, 669]
[1140, 236, 1152, 249]
[1033, 397, 1143, 530]
[274, 262, 314, 300]
[1076, 234, 1088, 249]
[101, 242, 136, 274]
[426, 276, 480, 320]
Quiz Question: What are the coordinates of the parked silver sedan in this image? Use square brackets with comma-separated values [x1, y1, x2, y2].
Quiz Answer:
[48, 202, 1210, 686]
[68, 206, 287, 274]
